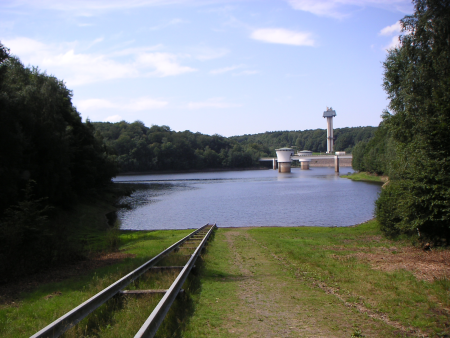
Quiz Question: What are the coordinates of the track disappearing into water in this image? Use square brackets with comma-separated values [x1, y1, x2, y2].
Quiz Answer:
[31, 224, 216, 338]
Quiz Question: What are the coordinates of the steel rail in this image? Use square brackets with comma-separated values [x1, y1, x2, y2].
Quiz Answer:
[30, 224, 211, 338]
[134, 223, 216, 338]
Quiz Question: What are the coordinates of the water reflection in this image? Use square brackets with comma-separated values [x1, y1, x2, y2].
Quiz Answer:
[113, 168, 381, 230]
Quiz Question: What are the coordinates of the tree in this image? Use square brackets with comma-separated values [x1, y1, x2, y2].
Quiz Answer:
[376, 0, 450, 239]
[0, 47, 117, 276]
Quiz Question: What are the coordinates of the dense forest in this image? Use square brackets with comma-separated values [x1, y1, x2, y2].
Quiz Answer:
[352, 0, 450, 241]
[0, 43, 117, 279]
[231, 127, 376, 154]
[93, 122, 376, 173]
[92, 122, 269, 172]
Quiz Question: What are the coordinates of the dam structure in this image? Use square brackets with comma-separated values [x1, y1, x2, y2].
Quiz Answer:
[262, 150, 352, 173]
[260, 106, 352, 173]
[323, 107, 336, 153]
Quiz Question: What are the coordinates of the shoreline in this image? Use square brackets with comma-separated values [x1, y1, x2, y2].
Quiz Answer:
[115, 164, 353, 177]
[119, 219, 375, 232]
[115, 166, 268, 176]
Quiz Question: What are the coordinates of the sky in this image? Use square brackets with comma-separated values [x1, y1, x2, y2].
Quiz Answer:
[0, 0, 413, 137]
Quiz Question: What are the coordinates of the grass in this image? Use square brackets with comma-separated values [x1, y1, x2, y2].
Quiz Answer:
[3, 221, 449, 337]
[184, 221, 450, 337]
[0, 228, 193, 338]
[341, 171, 386, 183]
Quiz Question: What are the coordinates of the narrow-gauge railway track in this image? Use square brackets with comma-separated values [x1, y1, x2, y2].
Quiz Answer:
[31, 223, 216, 338]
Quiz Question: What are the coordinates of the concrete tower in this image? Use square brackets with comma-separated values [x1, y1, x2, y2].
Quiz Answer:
[275, 148, 294, 173]
[323, 107, 336, 153]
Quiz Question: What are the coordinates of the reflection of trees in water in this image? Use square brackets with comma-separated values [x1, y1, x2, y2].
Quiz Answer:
[115, 182, 194, 210]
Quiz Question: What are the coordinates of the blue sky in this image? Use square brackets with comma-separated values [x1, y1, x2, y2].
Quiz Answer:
[1, 0, 413, 136]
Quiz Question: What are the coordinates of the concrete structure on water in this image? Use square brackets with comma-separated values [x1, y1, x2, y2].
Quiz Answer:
[275, 148, 294, 173]
[260, 106, 351, 173]
[323, 107, 336, 153]
[266, 150, 349, 173]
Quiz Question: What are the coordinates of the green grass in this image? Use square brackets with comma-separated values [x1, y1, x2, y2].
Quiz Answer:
[184, 221, 449, 337]
[341, 171, 385, 183]
[0, 228, 193, 338]
[3, 222, 449, 337]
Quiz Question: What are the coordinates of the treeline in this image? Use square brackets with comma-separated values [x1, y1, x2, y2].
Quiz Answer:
[92, 122, 272, 172]
[351, 119, 394, 175]
[93, 122, 376, 173]
[352, 0, 450, 241]
[0, 43, 117, 279]
[231, 127, 376, 154]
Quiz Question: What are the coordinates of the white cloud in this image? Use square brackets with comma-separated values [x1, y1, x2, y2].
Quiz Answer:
[209, 64, 242, 75]
[191, 47, 229, 61]
[128, 97, 169, 110]
[234, 70, 259, 76]
[379, 21, 404, 51]
[7, 0, 237, 13]
[287, 0, 345, 18]
[287, 0, 413, 19]
[251, 28, 314, 46]
[76, 97, 168, 111]
[3, 37, 196, 86]
[148, 18, 188, 30]
[379, 21, 402, 36]
[86, 37, 104, 49]
[136, 52, 196, 77]
[385, 35, 401, 50]
[77, 99, 116, 110]
[187, 98, 241, 109]
[104, 115, 123, 122]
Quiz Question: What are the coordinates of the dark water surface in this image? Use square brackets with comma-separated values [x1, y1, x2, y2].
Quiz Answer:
[113, 168, 381, 230]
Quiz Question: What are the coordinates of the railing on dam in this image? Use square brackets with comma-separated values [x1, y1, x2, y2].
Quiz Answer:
[259, 154, 352, 172]
[259, 154, 352, 161]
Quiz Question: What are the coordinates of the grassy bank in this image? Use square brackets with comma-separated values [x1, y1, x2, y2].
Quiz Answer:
[185, 221, 449, 337]
[0, 183, 137, 282]
[341, 171, 387, 183]
[2, 221, 449, 337]
[0, 229, 193, 337]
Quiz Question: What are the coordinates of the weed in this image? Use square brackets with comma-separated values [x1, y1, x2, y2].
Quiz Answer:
[351, 328, 365, 337]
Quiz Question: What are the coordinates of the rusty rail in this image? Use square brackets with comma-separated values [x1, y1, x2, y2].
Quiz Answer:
[30, 224, 214, 338]
[135, 223, 216, 338]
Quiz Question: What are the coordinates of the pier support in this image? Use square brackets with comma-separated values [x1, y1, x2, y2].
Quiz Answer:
[278, 162, 291, 173]
[273, 159, 277, 170]
[275, 148, 294, 173]
[335, 156, 339, 172]
[300, 159, 310, 170]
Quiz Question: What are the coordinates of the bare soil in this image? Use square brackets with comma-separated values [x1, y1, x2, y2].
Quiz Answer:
[330, 245, 450, 282]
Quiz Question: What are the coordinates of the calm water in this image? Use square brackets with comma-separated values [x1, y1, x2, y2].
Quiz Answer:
[113, 168, 381, 230]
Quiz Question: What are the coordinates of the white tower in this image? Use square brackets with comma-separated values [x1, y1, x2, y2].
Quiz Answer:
[275, 148, 294, 173]
[323, 107, 336, 153]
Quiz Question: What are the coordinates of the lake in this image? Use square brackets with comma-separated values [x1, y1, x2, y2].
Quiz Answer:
[113, 168, 381, 230]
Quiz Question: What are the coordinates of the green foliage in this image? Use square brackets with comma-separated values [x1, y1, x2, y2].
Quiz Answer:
[0, 44, 117, 278]
[0, 54, 116, 213]
[93, 122, 376, 173]
[341, 172, 384, 183]
[352, 119, 395, 175]
[375, 0, 450, 240]
[231, 126, 376, 154]
[351, 328, 365, 338]
[92, 121, 271, 172]
[0, 181, 57, 280]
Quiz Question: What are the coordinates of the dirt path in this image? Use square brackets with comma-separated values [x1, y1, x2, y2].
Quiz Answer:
[222, 230, 333, 337]
[205, 229, 406, 338]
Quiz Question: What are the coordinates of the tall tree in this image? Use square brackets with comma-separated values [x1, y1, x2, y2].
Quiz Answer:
[376, 0, 450, 239]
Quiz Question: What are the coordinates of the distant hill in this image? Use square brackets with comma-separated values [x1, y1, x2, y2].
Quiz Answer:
[93, 122, 376, 173]
[230, 127, 377, 154]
